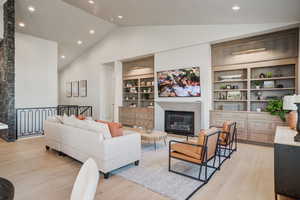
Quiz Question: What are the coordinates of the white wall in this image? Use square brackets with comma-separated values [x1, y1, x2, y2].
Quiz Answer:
[15, 32, 58, 108]
[58, 22, 298, 123]
[59, 58, 101, 119]
[0, 5, 3, 39]
[155, 44, 211, 129]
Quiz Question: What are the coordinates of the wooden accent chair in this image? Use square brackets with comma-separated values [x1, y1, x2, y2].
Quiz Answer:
[212, 121, 237, 161]
[169, 128, 221, 182]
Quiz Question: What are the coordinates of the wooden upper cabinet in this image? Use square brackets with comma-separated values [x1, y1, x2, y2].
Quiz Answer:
[212, 28, 299, 67]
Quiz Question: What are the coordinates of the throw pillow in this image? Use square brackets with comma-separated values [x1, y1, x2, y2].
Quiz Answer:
[62, 115, 77, 127]
[96, 120, 123, 137]
[47, 116, 61, 123]
[77, 115, 86, 120]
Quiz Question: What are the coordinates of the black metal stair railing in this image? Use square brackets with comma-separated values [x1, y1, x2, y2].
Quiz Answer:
[16, 105, 93, 139]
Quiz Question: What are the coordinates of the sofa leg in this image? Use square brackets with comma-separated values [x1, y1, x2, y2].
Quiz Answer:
[45, 145, 50, 151]
[104, 172, 110, 179]
[58, 151, 64, 156]
[134, 160, 140, 166]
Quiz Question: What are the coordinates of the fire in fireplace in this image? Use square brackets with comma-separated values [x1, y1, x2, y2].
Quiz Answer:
[165, 110, 194, 136]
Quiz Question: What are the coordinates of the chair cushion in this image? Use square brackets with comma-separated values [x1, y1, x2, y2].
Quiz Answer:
[171, 152, 203, 164]
[220, 121, 234, 145]
[96, 120, 123, 137]
[171, 142, 202, 160]
[171, 128, 218, 162]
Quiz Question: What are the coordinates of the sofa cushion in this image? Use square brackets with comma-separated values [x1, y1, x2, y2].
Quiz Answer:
[63, 115, 77, 127]
[96, 120, 123, 137]
[85, 120, 111, 140]
[47, 115, 63, 124]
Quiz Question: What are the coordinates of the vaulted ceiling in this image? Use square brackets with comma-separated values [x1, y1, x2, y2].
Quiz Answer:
[63, 0, 300, 26]
[15, 0, 116, 69]
[15, 0, 300, 69]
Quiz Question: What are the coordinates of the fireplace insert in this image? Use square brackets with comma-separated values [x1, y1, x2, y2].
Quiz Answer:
[165, 110, 194, 136]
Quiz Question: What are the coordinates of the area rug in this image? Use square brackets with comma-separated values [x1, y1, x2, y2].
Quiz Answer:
[112, 138, 228, 200]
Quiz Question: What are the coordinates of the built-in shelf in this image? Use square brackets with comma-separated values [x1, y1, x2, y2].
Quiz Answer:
[140, 85, 154, 87]
[140, 92, 154, 94]
[251, 100, 272, 102]
[214, 79, 247, 83]
[123, 86, 138, 89]
[213, 58, 297, 112]
[123, 92, 138, 94]
[250, 76, 296, 81]
[214, 99, 247, 102]
[250, 88, 295, 91]
[214, 89, 247, 92]
[123, 100, 138, 101]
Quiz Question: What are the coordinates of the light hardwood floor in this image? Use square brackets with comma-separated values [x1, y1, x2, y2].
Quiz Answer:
[0, 137, 294, 200]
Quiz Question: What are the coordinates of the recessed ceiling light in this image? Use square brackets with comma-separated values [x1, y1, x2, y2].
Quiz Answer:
[88, 0, 95, 4]
[77, 40, 83, 45]
[28, 6, 35, 12]
[232, 5, 240, 11]
[118, 15, 123, 19]
[18, 22, 26, 27]
[61, 55, 66, 59]
[89, 29, 95, 34]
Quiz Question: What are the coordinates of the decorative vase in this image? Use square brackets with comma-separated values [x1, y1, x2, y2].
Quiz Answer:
[288, 111, 297, 130]
[256, 85, 260, 89]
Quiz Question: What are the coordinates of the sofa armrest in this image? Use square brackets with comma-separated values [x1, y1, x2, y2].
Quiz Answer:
[100, 133, 141, 160]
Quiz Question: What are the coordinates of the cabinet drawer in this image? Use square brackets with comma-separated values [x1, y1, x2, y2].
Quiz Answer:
[247, 133, 271, 143]
[211, 112, 247, 120]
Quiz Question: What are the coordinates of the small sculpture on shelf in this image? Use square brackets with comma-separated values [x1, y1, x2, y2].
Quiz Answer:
[256, 91, 263, 100]
[259, 73, 266, 78]
[276, 84, 284, 88]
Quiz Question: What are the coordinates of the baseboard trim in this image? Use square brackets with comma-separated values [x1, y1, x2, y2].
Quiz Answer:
[237, 139, 273, 147]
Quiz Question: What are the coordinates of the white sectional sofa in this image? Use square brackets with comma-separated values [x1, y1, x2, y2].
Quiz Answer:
[44, 117, 141, 178]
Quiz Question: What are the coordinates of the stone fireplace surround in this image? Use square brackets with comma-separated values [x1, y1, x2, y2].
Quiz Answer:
[155, 101, 201, 136]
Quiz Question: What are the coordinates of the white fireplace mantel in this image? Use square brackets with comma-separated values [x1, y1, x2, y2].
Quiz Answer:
[155, 101, 201, 135]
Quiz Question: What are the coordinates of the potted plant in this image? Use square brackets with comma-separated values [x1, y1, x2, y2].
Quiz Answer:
[253, 80, 262, 89]
[266, 99, 288, 122]
[220, 84, 226, 90]
[266, 72, 273, 78]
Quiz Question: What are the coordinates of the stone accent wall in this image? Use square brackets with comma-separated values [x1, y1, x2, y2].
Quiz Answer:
[0, 0, 15, 141]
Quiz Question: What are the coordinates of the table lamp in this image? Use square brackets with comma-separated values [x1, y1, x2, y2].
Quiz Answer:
[283, 95, 300, 142]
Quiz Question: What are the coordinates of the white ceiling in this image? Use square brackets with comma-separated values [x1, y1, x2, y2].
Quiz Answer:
[15, 0, 116, 70]
[62, 0, 300, 26]
[15, 0, 300, 70]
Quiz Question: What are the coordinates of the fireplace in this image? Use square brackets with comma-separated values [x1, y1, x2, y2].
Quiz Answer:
[165, 111, 194, 136]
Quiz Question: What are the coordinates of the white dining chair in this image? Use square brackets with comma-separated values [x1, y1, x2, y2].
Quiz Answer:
[70, 158, 99, 200]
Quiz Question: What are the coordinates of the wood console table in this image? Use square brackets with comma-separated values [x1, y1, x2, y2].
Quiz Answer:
[274, 126, 300, 200]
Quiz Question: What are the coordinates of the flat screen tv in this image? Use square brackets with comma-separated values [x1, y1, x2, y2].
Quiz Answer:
[157, 67, 201, 97]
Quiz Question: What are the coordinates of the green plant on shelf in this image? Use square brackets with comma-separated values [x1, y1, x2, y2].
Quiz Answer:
[220, 84, 227, 90]
[266, 99, 288, 122]
[253, 80, 262, 86]
[266, 72, 273, 78]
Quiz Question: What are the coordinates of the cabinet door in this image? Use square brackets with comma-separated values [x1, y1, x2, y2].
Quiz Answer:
[210, 111, 248, 140]
[212, 29, 298, 66]
[275, 144, 300, 198]
[247, 120, 273, 143]
[135, 108, 154, 129]
[119, 107, 136, 126]
[248, 113, 286, 143]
